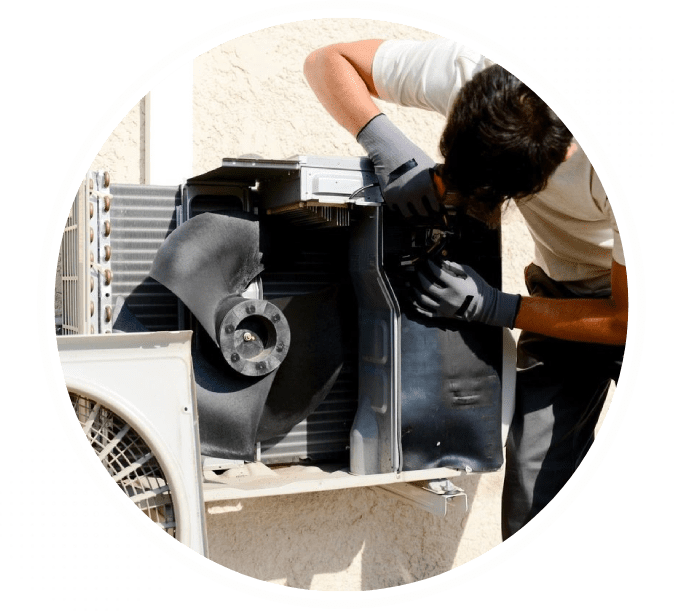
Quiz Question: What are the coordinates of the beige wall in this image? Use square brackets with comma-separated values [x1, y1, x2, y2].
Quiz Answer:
[86, 17, 610, 591]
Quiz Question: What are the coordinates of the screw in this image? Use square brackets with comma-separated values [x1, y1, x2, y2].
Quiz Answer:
[256, 362, 266, 371]
[276, 342, 284, 352]
[243, 332, 255, 342]
[225, 324, 235, 334]
[231, 353, 240, 362]
[271, 313, 280, 323]
[246, 305, 256, 314]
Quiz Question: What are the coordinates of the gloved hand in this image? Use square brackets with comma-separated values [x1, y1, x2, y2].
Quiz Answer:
[414, 259, 521, 328]
[356, 113, 443, 220]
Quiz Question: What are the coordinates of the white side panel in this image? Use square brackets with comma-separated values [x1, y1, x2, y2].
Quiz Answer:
[145, 62, 193, 185]
[57, 331, 207, 556]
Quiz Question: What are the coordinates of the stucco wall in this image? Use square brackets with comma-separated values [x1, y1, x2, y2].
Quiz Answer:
[82, 18, 611, 591]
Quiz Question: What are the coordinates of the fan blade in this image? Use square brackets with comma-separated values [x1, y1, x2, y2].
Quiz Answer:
[111, 295, 277, 461]
[149, 212, 264, 343]
[149, 212, 290, 377]
[111, 285, 352, 458]
[191, 343, 278, 461]
[137, 210, 355, 456]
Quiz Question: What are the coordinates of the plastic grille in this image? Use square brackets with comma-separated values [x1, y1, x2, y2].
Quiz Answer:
[70, 392, 177, 536]
[59, 186, 87, 335]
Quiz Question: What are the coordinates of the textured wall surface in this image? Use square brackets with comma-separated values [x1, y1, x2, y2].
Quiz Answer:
[82, 17, 611, 591]
[91, 102, 145, 185]
[191, 20, 440, 171]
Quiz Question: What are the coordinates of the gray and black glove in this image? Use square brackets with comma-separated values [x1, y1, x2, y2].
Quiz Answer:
[414, 259, 521, 328]
[357, 113, 443, 220]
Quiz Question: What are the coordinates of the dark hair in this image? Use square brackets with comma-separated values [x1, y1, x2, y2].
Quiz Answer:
[438, 64, 573, 225]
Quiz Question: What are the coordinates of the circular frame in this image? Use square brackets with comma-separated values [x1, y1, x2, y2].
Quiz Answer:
[37, 0, 646, 609]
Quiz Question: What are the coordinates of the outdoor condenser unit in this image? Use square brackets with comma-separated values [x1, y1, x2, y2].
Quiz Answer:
[58, 156, 515, 552]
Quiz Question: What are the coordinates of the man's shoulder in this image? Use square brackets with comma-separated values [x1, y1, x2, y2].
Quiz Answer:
[376, 38, 492, 77]
[373, 39, 493, 116]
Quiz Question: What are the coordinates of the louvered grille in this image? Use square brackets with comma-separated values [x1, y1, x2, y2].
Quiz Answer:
[109, 185, 181, 331]
[267, 204, 350, 228]
[60, 205, 83, 335]
[259, 365, 357, 462]
[59, 183, 88, 335]
[246, 223, 358, 464]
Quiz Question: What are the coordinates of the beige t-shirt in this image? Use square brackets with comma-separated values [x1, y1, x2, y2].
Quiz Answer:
[372, 39, 623, 292]
[517, 141, 623, 291]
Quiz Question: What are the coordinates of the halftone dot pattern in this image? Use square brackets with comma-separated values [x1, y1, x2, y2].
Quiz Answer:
[0, 429, 174, 611]
[500, 4, 674, 190]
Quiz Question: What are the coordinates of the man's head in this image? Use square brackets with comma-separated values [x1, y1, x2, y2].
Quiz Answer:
[437, 64, 573, 225]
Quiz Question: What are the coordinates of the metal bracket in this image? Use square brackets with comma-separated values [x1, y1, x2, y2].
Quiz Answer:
[202, 456, 245, 472]
[377, 479, 467, 516]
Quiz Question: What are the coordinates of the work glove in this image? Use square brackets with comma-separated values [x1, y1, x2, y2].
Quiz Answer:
[356, 113, 443, 220]
[414, 259, 521, 329]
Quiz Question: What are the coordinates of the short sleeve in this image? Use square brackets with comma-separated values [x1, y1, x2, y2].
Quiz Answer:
[591, 167, 625, 267]
[372, 39, 494, 117]
[606, 201, 625, 266]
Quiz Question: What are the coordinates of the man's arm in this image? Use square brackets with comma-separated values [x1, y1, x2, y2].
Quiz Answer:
[514, 260, 628, 345]
[303, 40, 385, 136]
[304, 40, 445, 221]
[416, 259, 628, 346]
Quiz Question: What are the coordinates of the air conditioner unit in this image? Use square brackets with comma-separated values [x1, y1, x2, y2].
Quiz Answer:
[57, 157, 516, 540]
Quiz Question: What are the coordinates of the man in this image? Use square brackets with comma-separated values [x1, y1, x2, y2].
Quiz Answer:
[304, 38, 627, 538]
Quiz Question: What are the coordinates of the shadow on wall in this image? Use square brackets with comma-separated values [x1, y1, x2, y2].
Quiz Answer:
[205, 473, 488, 591]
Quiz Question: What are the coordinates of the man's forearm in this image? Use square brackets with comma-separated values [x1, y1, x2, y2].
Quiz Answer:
[303, 41, 384, 136]
[514, 295, 628, 345]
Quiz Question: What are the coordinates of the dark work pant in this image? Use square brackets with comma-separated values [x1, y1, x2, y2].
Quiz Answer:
[501, 264, 624, 539]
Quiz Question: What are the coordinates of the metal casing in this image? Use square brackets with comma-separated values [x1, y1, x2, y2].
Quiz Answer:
[185, 155, 380, 227]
